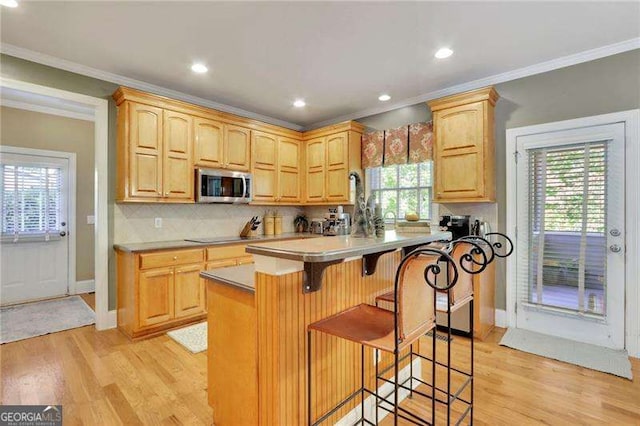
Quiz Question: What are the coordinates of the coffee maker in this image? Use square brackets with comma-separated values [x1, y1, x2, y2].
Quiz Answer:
[438, 215, 471, 239]
[324, 207, 351, 236]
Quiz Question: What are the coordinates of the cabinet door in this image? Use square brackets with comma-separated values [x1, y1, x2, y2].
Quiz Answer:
[225, 125, 251, 171]
[305, 137, 326, 202]
[277, 138, 301, 203]
[194, 117, 224, 168]
[251, 131, 278, 202]
[129, 103, 163, 198]
[175, 264, 206, 318]
[325, 132, 349, 202]
[434, 102, 485, 201]
[139, 267, 175, 327]
[163, 110, 193, 200]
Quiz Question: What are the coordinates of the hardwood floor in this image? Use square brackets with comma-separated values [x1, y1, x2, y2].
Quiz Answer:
[0, 326, 638, 425]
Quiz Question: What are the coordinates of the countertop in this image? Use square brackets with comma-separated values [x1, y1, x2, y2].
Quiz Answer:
[245, 230, 451, 263]
[114, 232, 318, 253]
[201, 264, 256, 292]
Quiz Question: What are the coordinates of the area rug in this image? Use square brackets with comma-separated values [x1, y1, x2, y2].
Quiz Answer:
[167, 322, 207, 353]
[0, 296, 95, 344]
[499, 328, 632, 380]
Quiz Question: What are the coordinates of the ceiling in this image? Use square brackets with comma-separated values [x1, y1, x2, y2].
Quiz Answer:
[2, 1, 639, 130]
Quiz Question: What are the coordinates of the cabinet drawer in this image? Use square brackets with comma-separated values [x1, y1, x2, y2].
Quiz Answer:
[236, 255, 254, 265]
[140, 249, 204, 269]
[206, 259, 239, 270]
[207, 244, 247, 261]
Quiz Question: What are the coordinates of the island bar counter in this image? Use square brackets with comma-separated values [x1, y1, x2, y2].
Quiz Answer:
[203, 231, 451, 425]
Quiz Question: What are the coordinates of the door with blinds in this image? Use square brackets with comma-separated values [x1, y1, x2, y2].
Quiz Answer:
[515, 123, 625, 349]
[1, 151, 70, 305]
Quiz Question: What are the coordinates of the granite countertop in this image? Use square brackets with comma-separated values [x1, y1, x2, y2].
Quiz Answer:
[114, 232, 318, 253]
[201, 264, 256, 292]
[245, 230, 452, 263]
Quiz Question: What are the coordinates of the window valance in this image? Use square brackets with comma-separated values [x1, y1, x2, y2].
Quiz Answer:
[361, 121, 433, 168]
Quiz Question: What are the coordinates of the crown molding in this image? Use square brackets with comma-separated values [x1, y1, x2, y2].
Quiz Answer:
[305, 37, 640, 130]
[0, 43, 304, 131]
[1, 98, 94, 121]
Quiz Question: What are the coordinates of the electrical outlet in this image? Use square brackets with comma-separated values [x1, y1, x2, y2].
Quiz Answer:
[154, 217, 162, 228]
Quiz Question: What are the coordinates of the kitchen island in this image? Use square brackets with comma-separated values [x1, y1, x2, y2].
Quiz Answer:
[202, 231, 451, 425]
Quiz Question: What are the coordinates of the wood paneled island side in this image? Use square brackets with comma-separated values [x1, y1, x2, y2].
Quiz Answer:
[201, 231, 451, 425]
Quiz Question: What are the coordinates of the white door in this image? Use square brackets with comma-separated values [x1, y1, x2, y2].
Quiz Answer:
[515, 123, 625, 349]
[0, 152, 70, 305]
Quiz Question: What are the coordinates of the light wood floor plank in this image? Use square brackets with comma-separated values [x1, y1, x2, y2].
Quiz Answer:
[2, 325, 638, 425]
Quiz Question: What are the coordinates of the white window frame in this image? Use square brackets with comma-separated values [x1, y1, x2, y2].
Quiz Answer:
[365, 162, 435, 222]
[506, 109, 640, 357]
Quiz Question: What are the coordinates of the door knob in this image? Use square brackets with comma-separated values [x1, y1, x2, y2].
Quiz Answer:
[60, 231, 67, 237]
[610, 229, 621, 237]
[609, 244, 622, 253]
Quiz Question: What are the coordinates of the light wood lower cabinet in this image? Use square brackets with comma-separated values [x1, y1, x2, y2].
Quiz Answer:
[117, 244, 254, 339]
[174, 264, 206, 318]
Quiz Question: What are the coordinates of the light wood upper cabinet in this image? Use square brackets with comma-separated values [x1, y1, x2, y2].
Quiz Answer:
[194, 117, 224, 168]
[304, 130, 359, 204]
[277, 138, 302, 203]
[251, 132, 302, 204]
[163, 110, 193, 200]
[305, 137, 326, 202]
[428, 86, 498, 203]
[251, 131, 278, 202]
[225, 125, 251, 171]
[128, 103, 163, 199]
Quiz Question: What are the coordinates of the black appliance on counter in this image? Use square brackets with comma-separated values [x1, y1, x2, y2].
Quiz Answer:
[437, 214, 473, 335]
[439, 215, 471, 240]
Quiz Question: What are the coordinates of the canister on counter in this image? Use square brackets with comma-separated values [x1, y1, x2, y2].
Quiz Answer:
[264, 212, 275, 236]
[274, 213, 282, 235]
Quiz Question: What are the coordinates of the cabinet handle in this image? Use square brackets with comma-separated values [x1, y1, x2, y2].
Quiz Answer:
[170, 271, 174, 275]
[173, 256, 178, 260]
[177, 270, 181, 274]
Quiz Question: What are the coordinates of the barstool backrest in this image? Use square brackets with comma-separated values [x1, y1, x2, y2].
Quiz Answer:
[395, 253, 439, 342]
[440, 242, 475, 305]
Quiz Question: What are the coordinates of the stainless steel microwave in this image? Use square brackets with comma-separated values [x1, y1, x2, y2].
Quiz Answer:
[196, 169, 252, 203]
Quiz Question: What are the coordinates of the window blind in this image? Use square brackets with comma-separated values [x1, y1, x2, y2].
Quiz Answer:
[526, 142, 607, 314]
[1, 165, 62, 240]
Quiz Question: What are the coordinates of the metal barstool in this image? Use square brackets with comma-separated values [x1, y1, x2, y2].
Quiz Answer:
[306, 247, 459, 425]
[375, 238, 490, 425]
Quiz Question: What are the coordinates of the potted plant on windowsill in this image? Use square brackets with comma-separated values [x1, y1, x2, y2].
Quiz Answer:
[294, 214, 309, 233]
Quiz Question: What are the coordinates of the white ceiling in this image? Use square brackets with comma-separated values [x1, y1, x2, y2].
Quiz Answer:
[2, 1, 639, 130]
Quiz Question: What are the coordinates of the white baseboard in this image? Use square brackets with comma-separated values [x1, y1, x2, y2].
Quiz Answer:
[495, 309, 507, 328]
[96, 309, 117, 330]
[73, 279, 95, 294]
[335, 358, 421, 425]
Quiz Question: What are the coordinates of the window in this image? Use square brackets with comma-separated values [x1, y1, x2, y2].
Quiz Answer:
[527, 142, 607, 314]
[1, 164, 62, 237]
[366, 161, 433, 221]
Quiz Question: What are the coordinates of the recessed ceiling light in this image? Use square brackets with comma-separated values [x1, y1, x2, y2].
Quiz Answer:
[0, 0, 18, 7]
[293, 99, 306, 108]
[435, 48, 453, 59]
[378, 94, 391, 102]
[191, 63, 208, 74]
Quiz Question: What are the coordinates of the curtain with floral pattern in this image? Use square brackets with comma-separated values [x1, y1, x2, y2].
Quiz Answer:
[361, 130, 384, 168]
[383, 125, 409, 165]
[408, 121, 433, 163]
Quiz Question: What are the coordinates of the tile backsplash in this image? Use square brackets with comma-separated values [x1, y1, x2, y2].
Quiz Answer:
[114, 203, 303, 244]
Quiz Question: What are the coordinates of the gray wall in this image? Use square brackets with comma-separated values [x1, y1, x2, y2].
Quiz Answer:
[357, 49, 640, 309]
[1, 54, 119, 309]
[1, 107, 96, 281]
